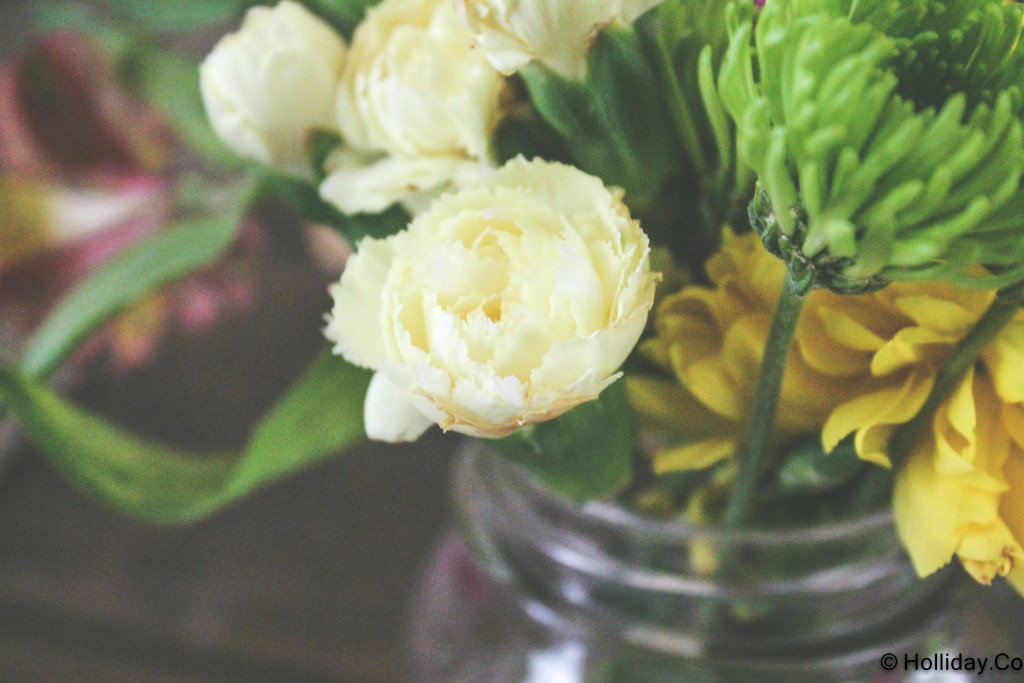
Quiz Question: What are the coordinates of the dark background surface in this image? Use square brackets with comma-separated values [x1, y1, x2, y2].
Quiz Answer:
[0, 223, 459, 682]
[0, 4, 457, 679]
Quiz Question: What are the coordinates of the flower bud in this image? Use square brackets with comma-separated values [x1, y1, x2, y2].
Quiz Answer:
[200, 1, 346, 173]
[319, 0, 505, 214]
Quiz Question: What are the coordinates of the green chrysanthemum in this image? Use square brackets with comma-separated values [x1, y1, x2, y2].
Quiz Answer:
[718, 0, 1024, 293]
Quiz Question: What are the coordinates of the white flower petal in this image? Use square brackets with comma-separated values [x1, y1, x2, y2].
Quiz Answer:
[455, 0, 627, 79]
[363, 371, 434, 442]
[319, 152, 479, 214]
[324, 236, 397, 368]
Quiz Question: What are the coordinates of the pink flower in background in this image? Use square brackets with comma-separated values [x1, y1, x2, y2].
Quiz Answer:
[0, 32, 262, 372]
[0, 32, 172, 182]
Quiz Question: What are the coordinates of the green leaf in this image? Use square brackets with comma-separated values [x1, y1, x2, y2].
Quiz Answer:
[0, 351, 371, 523]
[20, 196, 245, 379]
[105, 0, 250, 30]
[520, 25, 682, 213]
[126, 48, 242, 169]
[305, 0, 382, 39]
[0, 366, 236, 522]
[236, 349, 372, 491]
[264, 171, 409, 244]
[490, 380, 636, 502]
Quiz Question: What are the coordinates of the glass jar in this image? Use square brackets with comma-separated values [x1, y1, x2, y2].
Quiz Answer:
[408, 440, 970, 683]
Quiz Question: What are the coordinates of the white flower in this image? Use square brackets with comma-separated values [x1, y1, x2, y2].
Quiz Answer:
[324, 156, 658, 441]
[200, 1, 346, 172]
[318, 0, 505, 215]
[453, 0, 662, 80]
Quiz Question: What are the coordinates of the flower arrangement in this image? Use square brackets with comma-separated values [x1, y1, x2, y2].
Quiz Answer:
[3, 0, 1024, 616]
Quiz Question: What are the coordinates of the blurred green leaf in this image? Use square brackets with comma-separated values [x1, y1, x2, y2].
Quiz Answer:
[0, 366, 236, 522]
[264, 170, 409, 244]
[20, 195, 246, 379]
[104, 0, 250, 30]
[0, 351, 371, 523]
[238, 349, 372, 491]
[305, 0, 381, 38]
[126, 48, 242, 169]
[491, 380, 636, 502]
[520, 25, 681, 213]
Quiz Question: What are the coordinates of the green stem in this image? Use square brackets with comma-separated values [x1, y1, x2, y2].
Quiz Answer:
[722, 268, 807, 528]
[692, 268, 806, 648]
[886, 278, 1024, 472]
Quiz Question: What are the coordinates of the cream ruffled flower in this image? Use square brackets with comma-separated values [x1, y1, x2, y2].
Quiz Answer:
[453, 0, 661, 80]
[319, 0, 505, 215]
[324, 156, 658, 441]
[633, 229, 1024, 590]
[200, 1, 346, 172]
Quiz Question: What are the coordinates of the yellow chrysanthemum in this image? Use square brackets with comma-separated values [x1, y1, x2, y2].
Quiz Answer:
[630, 229, 1024, 589]
[630, 229, 863, 472]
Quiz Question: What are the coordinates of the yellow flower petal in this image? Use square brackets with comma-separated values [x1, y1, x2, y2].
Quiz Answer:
[821, 370, 931, 454]
[983, 319, 1024, 404]
[893, 295, 981, 336]
[653, 438, 736, 474]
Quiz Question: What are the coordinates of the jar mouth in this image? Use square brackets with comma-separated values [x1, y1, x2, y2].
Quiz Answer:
[475, 439, 894, 545]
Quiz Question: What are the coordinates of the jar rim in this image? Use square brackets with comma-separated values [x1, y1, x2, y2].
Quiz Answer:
[474, 440, 895, 545]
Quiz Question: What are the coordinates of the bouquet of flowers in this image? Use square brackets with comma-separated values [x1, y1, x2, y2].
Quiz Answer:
[3, 0, 1024, 620]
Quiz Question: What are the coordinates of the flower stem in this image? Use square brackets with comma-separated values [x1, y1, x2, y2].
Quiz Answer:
[886, 278, 1024, 472]
[692, 268, 805, 648]
[722, 268, 806, 528]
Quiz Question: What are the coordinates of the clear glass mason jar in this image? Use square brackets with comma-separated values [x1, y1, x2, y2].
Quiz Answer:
[408, 440, 975, 683]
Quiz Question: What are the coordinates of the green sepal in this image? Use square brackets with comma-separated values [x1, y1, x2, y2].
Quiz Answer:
[489, 379, 636, 502]
[491, 110, 572, 166]
[307, 129, 344, 182]
[0, 350, 371, 523]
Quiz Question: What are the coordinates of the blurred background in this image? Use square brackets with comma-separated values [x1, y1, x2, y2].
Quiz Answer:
[5, 2, 1024, 682]
[0, 0, 458, 680]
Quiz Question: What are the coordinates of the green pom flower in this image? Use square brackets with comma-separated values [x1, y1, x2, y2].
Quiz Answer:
[718, 0, 1024, 293]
